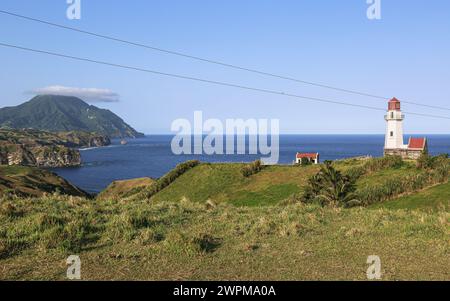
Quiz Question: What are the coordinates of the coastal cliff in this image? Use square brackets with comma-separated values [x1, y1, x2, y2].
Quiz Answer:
[0, 165, 89, 198]
[0, 129, 110, 167]
[0, 144, 81, 167]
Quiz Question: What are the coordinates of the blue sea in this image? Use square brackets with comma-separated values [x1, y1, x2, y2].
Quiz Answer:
[51, 135, 450, 193]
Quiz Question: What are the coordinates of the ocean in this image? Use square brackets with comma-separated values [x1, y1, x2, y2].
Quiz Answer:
[51, 135, 450, 193]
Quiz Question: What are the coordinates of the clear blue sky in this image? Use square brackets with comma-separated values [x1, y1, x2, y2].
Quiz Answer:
[1, 0, 449, 134]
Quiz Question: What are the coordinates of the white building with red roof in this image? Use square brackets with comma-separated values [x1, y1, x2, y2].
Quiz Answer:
[296, 152, 320, 165]
[384, 98, 428, 159]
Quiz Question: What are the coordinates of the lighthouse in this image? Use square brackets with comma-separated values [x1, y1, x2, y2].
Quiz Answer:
[384, 97, 406, 150]
[384, 97, 428, 159]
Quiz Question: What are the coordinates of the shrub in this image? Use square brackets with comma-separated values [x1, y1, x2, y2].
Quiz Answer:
[242, 160, 264, 177]
[136, 228, 165, 246]
[364, 156, 404, 173]
[356, 164, 449, 206]
[38, 213, 65, 230]
[302, 161, 358, 207]
[296, 157, 312, 166]
[139, 160, 200, 199]
[0, 202, 24, 218]
[417, 153, 449, 170]
[192, 234, 222, 253]
[343, 156, 404, 182]
[344, 166, 367, 182]
[59, 219, 91, 253]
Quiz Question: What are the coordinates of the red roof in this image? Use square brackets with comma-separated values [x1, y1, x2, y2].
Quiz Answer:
[388, 97, 401, 111]
[408, 138, 427, 150]
[296, 153, 319, 159]
[389, 97, 400, 103]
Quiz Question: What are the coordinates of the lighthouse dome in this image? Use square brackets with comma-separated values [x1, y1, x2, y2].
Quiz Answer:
[388, 97, 401, 111]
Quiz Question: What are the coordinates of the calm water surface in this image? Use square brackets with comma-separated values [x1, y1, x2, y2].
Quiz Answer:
[51, 135, 450, 193]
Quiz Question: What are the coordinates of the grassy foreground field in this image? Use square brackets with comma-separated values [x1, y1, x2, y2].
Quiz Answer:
[1, 156, 449, 280]
[0, 196, 449, 280]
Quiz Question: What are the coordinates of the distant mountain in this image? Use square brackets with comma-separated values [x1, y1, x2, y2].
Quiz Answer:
[0, 95, 144, 138]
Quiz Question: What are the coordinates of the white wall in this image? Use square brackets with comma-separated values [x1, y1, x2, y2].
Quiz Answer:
[385, 110, 406, 149]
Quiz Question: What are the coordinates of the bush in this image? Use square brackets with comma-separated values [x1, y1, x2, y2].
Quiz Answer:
[343, 156, 404, 182]
[417, 153, 449, 170]
[344, 166, 367, 182]
[192, 234, 222, 253]
[140, 160, 200, 199]
[0, 203, 24, 218]
[242, 160, 264, 177]
[302, 161, 358, 207]
[296, 157, 312, 166]
[364, 156, 404, 173]
[356, 163, 449, 206]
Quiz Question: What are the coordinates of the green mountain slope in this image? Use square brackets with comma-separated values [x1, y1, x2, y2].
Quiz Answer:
[0, 95, 144, 138]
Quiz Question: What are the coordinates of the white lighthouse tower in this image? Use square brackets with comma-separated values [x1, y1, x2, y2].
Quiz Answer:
[384, 97, 406, 150]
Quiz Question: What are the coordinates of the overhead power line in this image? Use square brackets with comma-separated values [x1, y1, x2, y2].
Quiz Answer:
[1, 9, 449, 112]
[1, 42, 450, 121]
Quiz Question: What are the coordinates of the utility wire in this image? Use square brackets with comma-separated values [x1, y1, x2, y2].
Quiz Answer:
[1, 9, 449, 112]
[1, 42, 450, 121]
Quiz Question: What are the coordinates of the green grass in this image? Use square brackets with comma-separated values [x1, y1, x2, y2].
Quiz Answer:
[0, 195, 448, 280]
[151, 163, 319, 206]
[230, 184, 300, 206]
[0, 165, 31, 176]
[1, 157, 449, 280]
[0, 165, 89, 198]
[371, 181, 450, 211]
[149, 159, 446, 208]
[355, 164, 418, 187]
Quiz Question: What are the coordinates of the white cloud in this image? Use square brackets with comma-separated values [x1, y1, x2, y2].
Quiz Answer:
[29, 85, 120, 102]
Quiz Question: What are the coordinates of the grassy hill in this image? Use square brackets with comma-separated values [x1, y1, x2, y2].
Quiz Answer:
[150, 163, 320, 206]
[0, 95, 144, 138]
[0, 165, 89, 198]
[371, 181, 450, 211]
[146, 158, 444, 209]
[0, 156, 449, 280]
[98, 177, 155, 200]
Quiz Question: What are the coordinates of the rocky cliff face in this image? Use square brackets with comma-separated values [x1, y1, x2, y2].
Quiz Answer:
[0, 144, 81, 168]
[0, 129, 109, 168]
[57, 131, 111, 148]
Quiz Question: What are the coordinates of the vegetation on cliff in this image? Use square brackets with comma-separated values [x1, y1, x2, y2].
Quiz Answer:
[97, 177, 155, 201]
[0, 128, 111, 167]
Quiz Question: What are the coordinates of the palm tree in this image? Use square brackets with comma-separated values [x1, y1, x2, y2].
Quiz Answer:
[307, 161, 358, 207]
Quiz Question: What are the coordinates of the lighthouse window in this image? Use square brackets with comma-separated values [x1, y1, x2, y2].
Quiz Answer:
[390, 131, 394, 137]
[390, 112, 394, 119]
